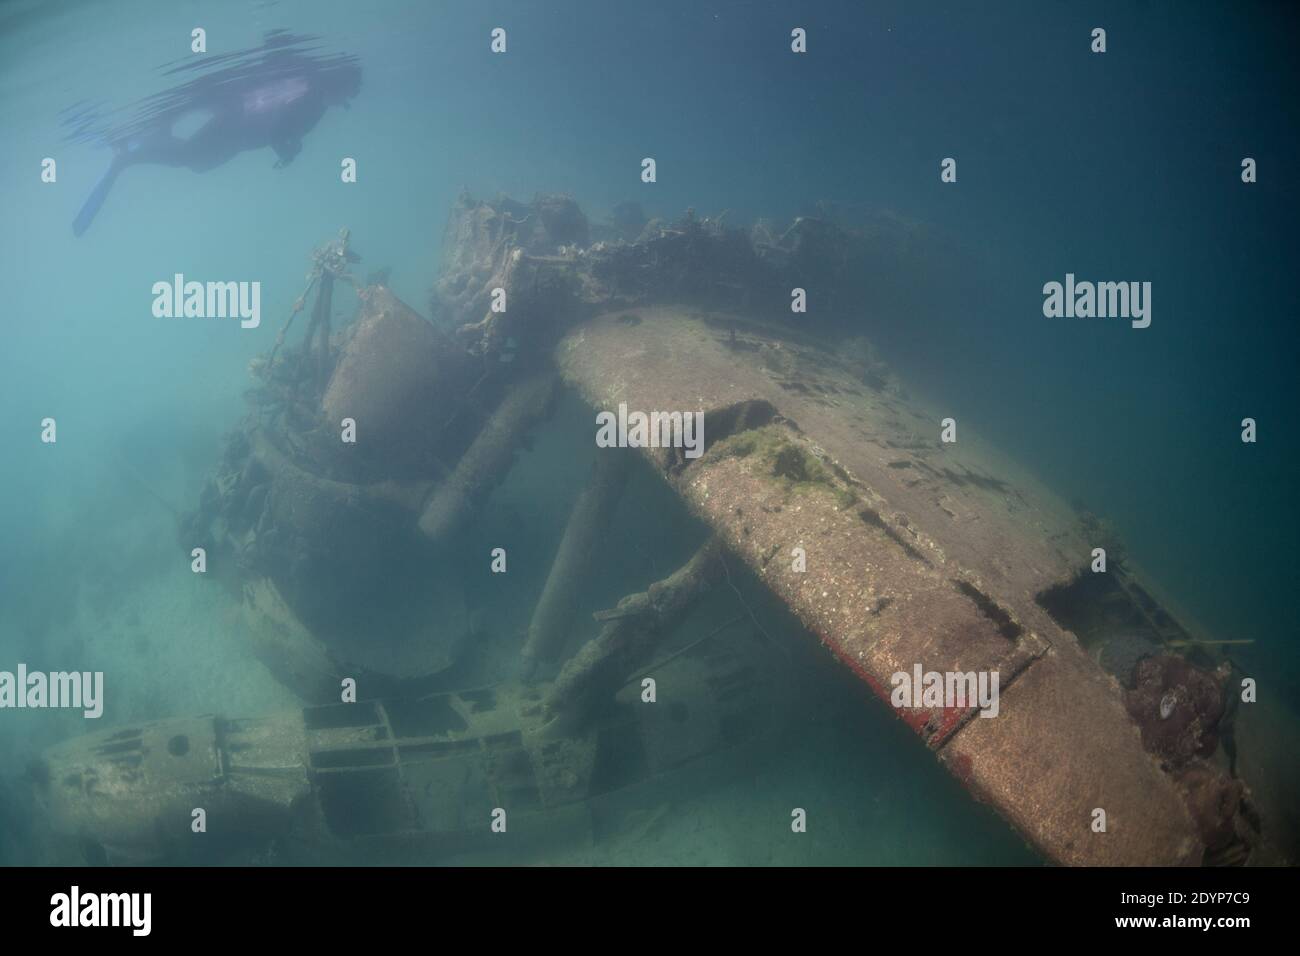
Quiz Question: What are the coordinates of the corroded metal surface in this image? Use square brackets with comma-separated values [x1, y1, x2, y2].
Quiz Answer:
[557, 306, 1211, 865]
[38, 713, 308, 861]
[941, 644, 1201, 866]
[322, 286, 472, 475]
[34, 636, 780, 863]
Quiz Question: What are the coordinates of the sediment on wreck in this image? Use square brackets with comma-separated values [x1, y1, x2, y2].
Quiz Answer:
[431, 193, 594, 354]
[430, 194, 1269, 865]
[554, 304, 1263, 866]
[542, 537, 723, 732]
[428, 192, 895, 363]
[160, 202, 1274, 866]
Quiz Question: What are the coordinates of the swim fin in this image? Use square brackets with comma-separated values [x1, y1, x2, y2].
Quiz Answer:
[72, 156, 124, 236]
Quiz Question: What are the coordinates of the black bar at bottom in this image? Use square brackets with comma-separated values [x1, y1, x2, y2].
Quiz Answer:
[0, 865, 1292, 941]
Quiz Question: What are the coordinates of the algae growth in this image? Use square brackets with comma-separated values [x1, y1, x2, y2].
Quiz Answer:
[710, 424, 859, 510]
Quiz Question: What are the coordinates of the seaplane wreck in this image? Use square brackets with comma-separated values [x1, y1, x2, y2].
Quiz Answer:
[28, 194, 1273, 866]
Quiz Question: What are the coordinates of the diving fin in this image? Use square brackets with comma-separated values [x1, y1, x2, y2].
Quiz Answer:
[72, 156, 124, 236]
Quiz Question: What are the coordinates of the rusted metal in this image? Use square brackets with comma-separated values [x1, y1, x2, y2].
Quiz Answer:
[42, 212, 1265, 866]
[555, 305, 1252, 866]
[543, 535, 723, 731]
[32, 628, 781, 864]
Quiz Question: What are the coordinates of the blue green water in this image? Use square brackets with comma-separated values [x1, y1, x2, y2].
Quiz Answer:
[1, 0, 1296, 865]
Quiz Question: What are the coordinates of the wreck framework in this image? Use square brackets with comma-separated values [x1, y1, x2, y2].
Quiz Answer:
[29, 195, 1270, 866]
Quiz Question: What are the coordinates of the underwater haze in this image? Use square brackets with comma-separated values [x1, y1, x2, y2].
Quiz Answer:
[1, 0, 1297, 868]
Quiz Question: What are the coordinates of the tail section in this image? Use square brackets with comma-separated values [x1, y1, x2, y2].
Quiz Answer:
[72, 156, 124, 236]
